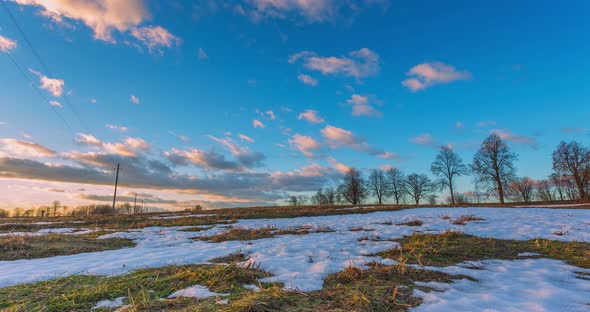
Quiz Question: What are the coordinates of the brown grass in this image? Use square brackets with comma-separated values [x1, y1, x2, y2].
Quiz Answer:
[0, 232, 134, 261]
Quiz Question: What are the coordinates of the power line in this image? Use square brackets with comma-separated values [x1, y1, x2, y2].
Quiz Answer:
[0, 0, 91, 134]
[1, 49, 74, 132]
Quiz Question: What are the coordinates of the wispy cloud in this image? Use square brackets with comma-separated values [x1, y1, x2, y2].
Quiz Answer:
[253, 119, 265, 128]
[130, 95, 140, 104]
[0, 34, 17, 52]
[321, 125, 396, 159]
[409, 133, 436, 146]
[48, 100, 63, 108]
[0, 139, 55, 158]
[29, 69, 64, 97]
[560, 127, 586, 134]
[298, 110, 325, 124]
[290, 48, 380, 80]
[297, 74, 318, 86]
[130, 26, 181, 55]
[345, 94, 382, 117]
[327, 157, 350, 174]
[491, 129, 538, 149]
[239, 134, 255, 143]
[402, 61, 471, 92]
[289, 134, 321, 157]
[105, 124, 128, 132]
[197, 47, 209, 60]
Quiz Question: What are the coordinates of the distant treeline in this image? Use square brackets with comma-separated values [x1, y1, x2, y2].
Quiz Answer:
[288, 134, 590, 206]
[1, 202, 148, 218]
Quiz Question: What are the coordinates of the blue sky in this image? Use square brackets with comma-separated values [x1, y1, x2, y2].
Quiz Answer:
[0, 0, 589, 209]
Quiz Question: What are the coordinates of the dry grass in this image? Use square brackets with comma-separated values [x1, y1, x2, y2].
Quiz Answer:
[0, 232, 134, 261]
[378, 231, 590, 269]
[196, 225, 334, 243]
[396, 219, 423, 227]
[451, 215, 484, 225]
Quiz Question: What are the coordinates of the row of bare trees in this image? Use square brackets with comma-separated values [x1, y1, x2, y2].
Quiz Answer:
[290, 134, 590, 206]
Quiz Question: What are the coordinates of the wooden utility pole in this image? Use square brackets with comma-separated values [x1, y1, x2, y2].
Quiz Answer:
[112, 162, 120, 214]
[133, 192, 138, 214]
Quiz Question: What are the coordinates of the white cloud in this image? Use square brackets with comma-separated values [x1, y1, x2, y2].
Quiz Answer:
[130, 26, 181, 54]
[29, 69, 64, 97]
[105, 124, 128, 132]
[321, 125, 396, 159]
[289, 134, 321, 157]
[0, 139, 55, 158]
[402, 61, 471, 92]
[345, 94, 382, 117]
[75, 133, 149, 156]
[0, 34, 17, 52]
[198, 47, 208, 60]
[290, 48, 380, 80]
[409, 133, 435, 146]
[327, 157, 350, 174]
[491, 129, 538, 148]
[239, 0, 334, 22]
[239, 134, 255, 143]
[297, 110, 324, 124]
[130, 95, 140, 104]
[13, 0, 179, 53]
[48, 100, 63, 108]
[266, 110, 276, 120]
[75, 133, 102, 146]
[90, 98, 97, 104]
[253, 119, 265, 128]
[477, 120, 497, 127]
[297, 74, 318, 86]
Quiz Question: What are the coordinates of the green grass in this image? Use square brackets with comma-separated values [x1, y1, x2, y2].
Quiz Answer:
[0, 254, 467, 312]
[378, 231, 590, 268]
[0, 264, 269, 312]
[0, 232, 135, 261]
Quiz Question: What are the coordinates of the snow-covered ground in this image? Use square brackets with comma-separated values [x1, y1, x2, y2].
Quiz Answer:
[0, 227, 104, 237]
[0, 207, 589, 311]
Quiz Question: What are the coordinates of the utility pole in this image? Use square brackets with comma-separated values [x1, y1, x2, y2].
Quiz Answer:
[133, 192, 138, 214]
[141, 200, 145, 214]
[112, 162, 120, 214]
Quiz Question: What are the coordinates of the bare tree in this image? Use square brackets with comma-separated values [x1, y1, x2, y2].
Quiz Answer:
[287, 195, 306, 206]
[310, 189, 326, 205]
[552, 141, 590, 200]
[471, 134, 518, 205]
[367, 169, 387, 204]
[323, 187, 337, 205]
[510, 177, 536, 203]
[51, 200, 61, 217]
[339, 168, 367, 205]
[385, 168, 406, 205]
[431, 145, 468, 205]
[404, 173, 437, 205]
[536, 179, 555, 202]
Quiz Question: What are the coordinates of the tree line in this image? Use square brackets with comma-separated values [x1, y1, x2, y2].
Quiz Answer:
[289, 134, 590, 206]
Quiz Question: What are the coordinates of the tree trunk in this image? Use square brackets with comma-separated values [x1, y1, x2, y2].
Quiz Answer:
[498, 184, 505, 205]
[449, 180, 455, 206]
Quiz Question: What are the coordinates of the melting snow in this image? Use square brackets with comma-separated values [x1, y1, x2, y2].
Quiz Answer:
[0, 207, 588, 310]
[412, 258, 590, 312]
[91, 296, 126, 310]
[168, 284, 228, 299]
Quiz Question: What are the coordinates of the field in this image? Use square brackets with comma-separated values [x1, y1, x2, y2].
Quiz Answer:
[0, 205, 589, 311]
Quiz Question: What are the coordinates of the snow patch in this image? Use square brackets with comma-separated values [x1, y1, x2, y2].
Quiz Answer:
[412, 259, 590, 312]
[91, 296, 126, 310]
[168, 285, 228, 299]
